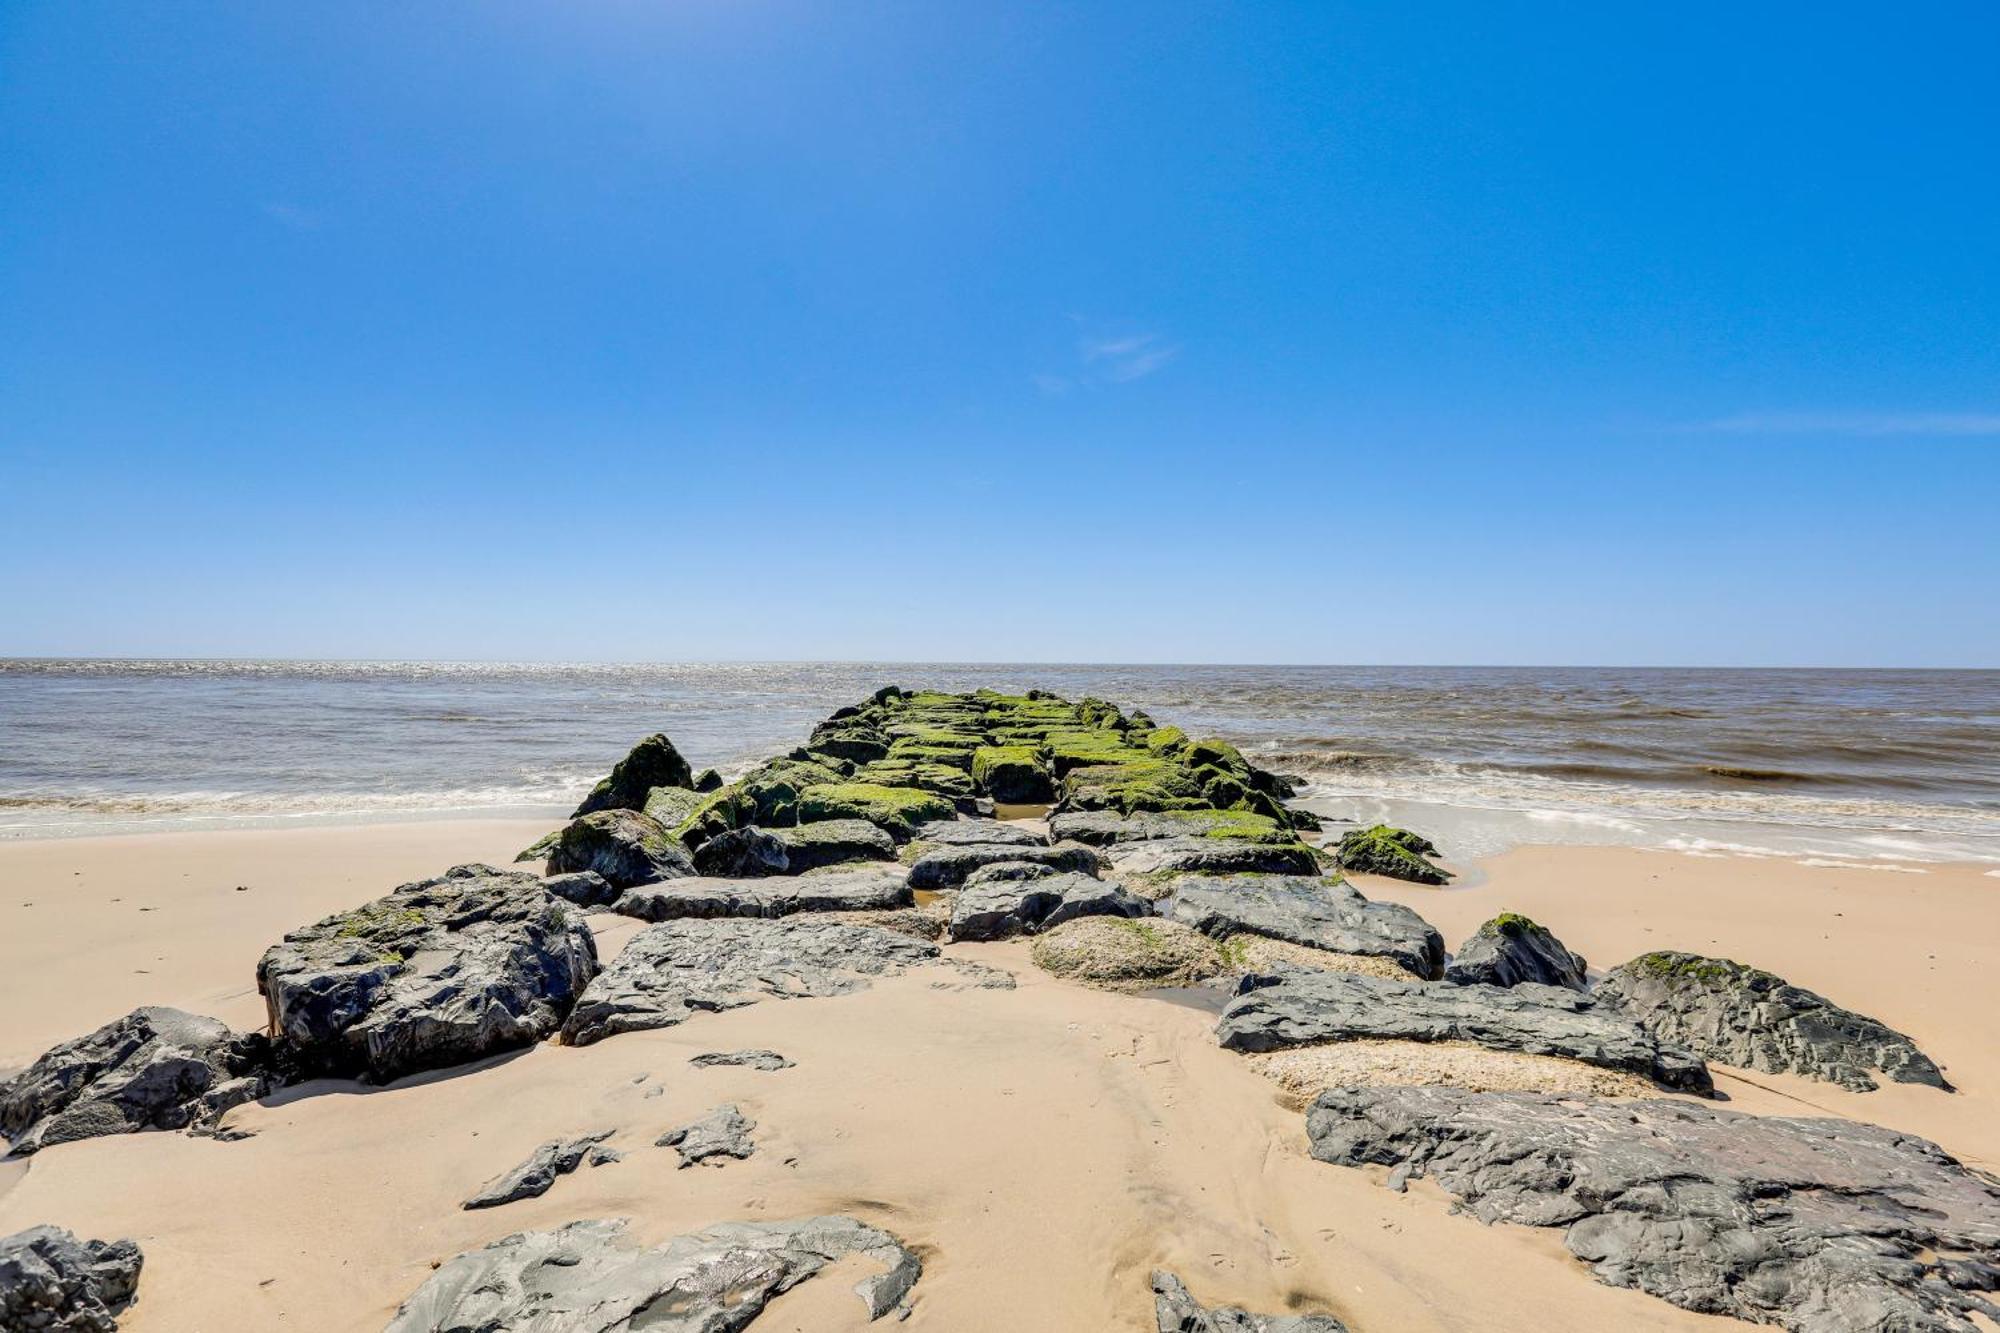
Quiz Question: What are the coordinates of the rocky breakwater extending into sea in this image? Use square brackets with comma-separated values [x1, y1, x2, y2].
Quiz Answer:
[1, 684, 1984, 1333]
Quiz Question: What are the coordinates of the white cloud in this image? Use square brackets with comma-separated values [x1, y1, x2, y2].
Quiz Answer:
[1080, 332, 1178, 382]
[1698, 411, 2000, 437]
[260, 201, 320, 231]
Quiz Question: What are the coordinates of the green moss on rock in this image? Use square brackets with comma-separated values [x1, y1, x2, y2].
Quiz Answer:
[1334, 824, 1452, 885]
[796, 783, 957, 842]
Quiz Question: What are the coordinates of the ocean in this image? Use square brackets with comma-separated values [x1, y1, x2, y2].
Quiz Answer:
[2, 660, 1995, 867]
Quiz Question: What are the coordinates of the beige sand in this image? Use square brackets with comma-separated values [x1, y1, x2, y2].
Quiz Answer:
[0, 823, 1989, 1331]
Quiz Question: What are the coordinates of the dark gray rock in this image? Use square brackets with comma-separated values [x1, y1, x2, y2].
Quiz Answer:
[573, 733, 695, 816]
[656, 1103, 755, 1166]
[1306, 1086, 2000, 1333]
[1164, 875, 1445, 980]
[774, 818, 897, 871]
[560, 918, 939, 1047]
[2, 1007, 271, 1157]
[962, 859, 1061, 887]
[948, 872, 1150, 942]
[545, 810, 696, 889]
[1050, 810, 1294, 847]
[910, 819, 1047, 849]
[908, 840, 1103, 890]
[1219, 970, 1712, 1093]
[383, 1215, 921, 1331]
[1332, 824, 1451, 884]
[1108, 837, 1320, 880]
[1152, 1270, 1347, 1332]
[461, 1131, 615, 1209]
[540, 870, 619, 909]
[693, 768, 724, 793]
[1595, 952, 1948, 1092]
[689, 1049, 793, 1071]
[256, 864, 599, 1083]
[613, 866, 912, 922]
[690, 825, 790, 877]
[0, 1226, 143, 1333]
[1445, 914, 1589, 991]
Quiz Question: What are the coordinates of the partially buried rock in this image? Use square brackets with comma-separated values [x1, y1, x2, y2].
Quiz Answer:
[1152, 1270, 1348, 1332]
[1107, 836, 1320, 883]
[656, 1103, 755, 1166]
[561, 918, 938, 1046]
[545, 809, 695, 889]
[962, 859, 1060, 887]
[1164, 875, 1445, 980]
[689, 1049, 793, 1071]
[949, 872, 1149, 942]
[908, 840, 1103, 890]
[1031, 917, 1222, 990]
[383, 1215, 921, 1331]
[1219, 970, 1712, 1093]
[1306, 1086, 2000, 1333]
[1594, 951, 1948, 1092]
[1444, 913, 1589, 991]
[0, 1226, 144, 1333]
[461, 1131, 615, 1209]
[613, 865, 912, 922]
[1332, 825, 1452, 884]
[257, 863, 599, 1083]
[2, 1007, 272, 1156]
[572, 733, 695, 816]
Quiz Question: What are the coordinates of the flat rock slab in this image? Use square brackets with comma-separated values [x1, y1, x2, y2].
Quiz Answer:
[1595, 951, 1947, 1092]
[0, 1226, 143, 1333]
[2, 1006, 269, 1157]
[256, 863, 600, 1084]
[1051, 810, 1292, 847]
[1164, 875, 1445, 980]
[462, 1131, 615, 1209]
[384, 1214, 921, 1331]
[1444, 914, 1588, 991]
[1307, 1086, 2000, 1333]
[656, 1103, 755, 1166]
[911, 819, 1048, 848]
[908, 840, 1103, 890]
[1219, 970, 1712, 1093]
[614, 865, 913, 923]
[1107, 837, 1319, 881]
[560, 918, 939, 1047]
[1152, 1270, 1348, 1332]
[948, 872, 1150, 942]
[689, 1049, 794, 1071]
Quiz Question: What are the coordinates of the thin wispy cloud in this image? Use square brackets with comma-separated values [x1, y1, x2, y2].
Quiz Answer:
[1697, 411, 2000, 437]
[1036, 324, 1179, 394]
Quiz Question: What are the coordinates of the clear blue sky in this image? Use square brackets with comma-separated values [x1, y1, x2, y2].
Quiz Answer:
[4, 3, 1996, 666]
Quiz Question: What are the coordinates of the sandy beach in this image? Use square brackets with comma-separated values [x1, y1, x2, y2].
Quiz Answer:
[3, 819, 1993, 1332]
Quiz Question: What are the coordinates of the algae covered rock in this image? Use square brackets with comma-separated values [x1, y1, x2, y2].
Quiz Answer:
[1594, 951, 1947, 1092]
[1106, 836, 1320, 882]
[546, 809, 696, 888]
[690, 825, 791, 878]
[774, 817, 897, 870]
[971, 744, 1055, 803]
[0, 1226, 144, 1333]
[797, 783, 956, 841]
[1332, 825, 1452, 884]
[1031, 917, 1223, 990]
[1445, 913, 1589, 991]
[1049, 808, 1290, 846]
[572, 733, 695, 816]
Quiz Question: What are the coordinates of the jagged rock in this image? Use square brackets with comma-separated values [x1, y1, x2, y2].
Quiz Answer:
[1107, 836, 1320, 881]
[573, 733, 695, 816]
[910, 819, 1047, 849]
[561, 919, 938, 1046]
[513, 828, 561, 864]
[963, 859, 1061, 887]
[1445, 914, 1589, 991]
[545, 810, 696, 889]
[613, 866, 912, 922]
[256, 864, 599, 1083]
[656, 1103, 755, 1166]
[908, 840, 1103, 890]
[462, 1131, 614, 1209]
[383, 1215, 921, 1331]
[1332, 825, 1451, 884]
[1, 1007, 272, 1156]
[1306, 1086, 2000, 1333]
[689, 1049, 793, 1071]
[1595, 952, 1947, 1092]
[949, 872, 1149, 942]
[690, 825, 790, 877]
[1050, 809, 1292, 846]
[693, 768, 724, 793]
[1220, 970, 1712, 1093]
[540, 870, 619, 909]
[0, 1226, 143, 1333]
[1164, 875, 1445, 980]
[1152, 1270, 1347, 1332]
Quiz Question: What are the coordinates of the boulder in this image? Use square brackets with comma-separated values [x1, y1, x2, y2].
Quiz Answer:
[0, 1226, 143, 1333]
[612, 866, 912, 922]
[908, 840, 1103, 890]
[1163, 875, 1445, 980]
[561, 918, 938, 1047]
[690, 825, 790, 877]
[383, 1215, 921, 1331]
[971, 745, 1055, 803]
[540, 870, 619, 909]
[462, 1131, 614, 1209]
[910, 819, 1047, 848]
[1307, 1086, 2000, 1333]
[1219, 970, 1712, 1093]
[693, 767, 724, 792]
[1152, 1270, 1348, 1332]
[256, 864, 599, 1083]
[545, 809, 695, 889]
[774, 817, 897, 871]
[2, 1007, 271, 1156]
[948, 872, 1149, 942]
[1444, 914, 1589, 990]
[1332, 825, 1451, 884]
[640, 785, 703, 830]
[656, 1103, 755, 1167]
[572, 733, 694, 816]
[1049, 809, 1290, 846]
[1107, 836, 1319, 881]
[1594, 951, 1947, 1092]
[796, 783, 956, 841]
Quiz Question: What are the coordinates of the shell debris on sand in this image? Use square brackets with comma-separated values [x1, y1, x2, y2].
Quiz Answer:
[1247, 1039, 1661, 1105]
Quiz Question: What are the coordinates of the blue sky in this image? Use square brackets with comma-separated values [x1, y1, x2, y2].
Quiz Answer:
[3, 3, 1996, 666]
